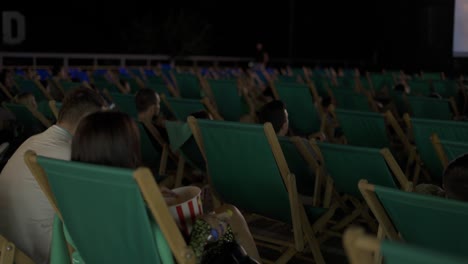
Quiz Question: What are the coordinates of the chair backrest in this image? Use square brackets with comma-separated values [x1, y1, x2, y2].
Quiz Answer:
[189, 118, 293, 224]
[407, 80, 431, 96]
[410, 117, 468, 180]
[331, 89, 373, 112]
[110, 93, 138, 118]
[359, 181, 468, 258]
[162, 96, 206, 121]
[274, 82, 322, 136]
[343, 227, 468, 264]
[207, 79, 248, 121]
[25, 151, 195, 264]
[3, 102, 49, 131]
[173, 73, 201, 99]
[278, 136, 316, 197]
[432, 80, 459, 98]
[137, 122, 162, 168]
[431, 134, 468, 169]
[59, 81, 81, 95]
[16, 79, 50, 102]
[406, 96, 454, 120]
[35, 156, 164, 264]
[165, 121, 205, 171]
[312, 141, 408, 197]
[334, 109, 390, 148]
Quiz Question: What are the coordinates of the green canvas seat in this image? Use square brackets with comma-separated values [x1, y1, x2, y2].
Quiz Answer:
[137, 122, 164, 179]
[37, 100, 56, 121]
[431, 134, 468, 169]
[165, 121, 205, 172]
[409, 117, 468, 181]
[119, 76, 141, 94]
[188, 118, 335, 264]
[147, 83, 173, 98]
[274, 82, 324, 137]
[360, 181, 468, 259]
[312, 141, 409, 199]
[15, 79, 51, 102]
[162, 96, 206, 121]
[334, 109, 390, 148]
[278, 136, 316, 197]
[407, 80, 431, 96]
[343, 227, 468, 264]
[440, 139, 468, 164]
[368, 73, 393, 91]
[58, 81, 81, 95]
[165, 121, 206, 187]
[331, 90, 373, 112]
[110, 93, 138, 118]
[25, 151, 195, 264]
[93, 79, 121, 93]
[206, 79, 249, 121]
[3, 102, 50, 133]
[406, 96, 454, 120]
[309, 77, 329, 97]
[432, 80, 459, 98]
[173, 73, 202, 99]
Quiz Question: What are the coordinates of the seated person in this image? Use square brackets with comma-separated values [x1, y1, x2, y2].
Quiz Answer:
[72, 111, 260, 263]
[443, 153, 468, 202]
[257, 100, 289, 136]
[135, 88, 167, 139]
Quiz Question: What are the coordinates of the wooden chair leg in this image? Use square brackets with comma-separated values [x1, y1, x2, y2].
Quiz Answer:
[174, 156, 185, 188]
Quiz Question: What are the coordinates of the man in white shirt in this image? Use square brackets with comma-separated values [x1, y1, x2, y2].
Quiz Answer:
[0, 87, 104, 264]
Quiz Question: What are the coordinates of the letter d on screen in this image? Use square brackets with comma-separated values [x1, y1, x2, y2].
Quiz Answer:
[3, 11, 25, 45]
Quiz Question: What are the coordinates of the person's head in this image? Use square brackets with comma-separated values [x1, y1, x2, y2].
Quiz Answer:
[256, 42, 263, 51]
[16, 92, 37, 109]
[71, 111, 141, 169]
[443, 153, 468, 202]
[58, 87, 105, 134]
[258, 100, 289, 136]
[190, 110, 213, 120]
[135, 88, 160, 118]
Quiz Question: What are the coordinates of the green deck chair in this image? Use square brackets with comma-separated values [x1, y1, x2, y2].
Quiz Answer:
[359, 180, 468, 259]
[334, 109, 390, 148]
[37, 100, 56, 121]
[188, 118, 336, 264]
[407, 80, 431, 96]
[165, 121, 206, 187]
[431, 134, 468, 169]
[15, 79, 52, 102]
[343, 227, 468, 264]
[206, 79, 250, 121]
[309, 140, 411, 231]
[24, 150, 195, 264]
[368, 73, 393, 92]
[119, 76, 142, 94]
[274, 82, 325, 137]
[110, 93, 138, 118]
[161, 95, 206, 121]
[309, 77, 329, 98]
[408, 117, 468, 182]
[331, 89, 374, 112]
[278, 136, 318, 199]
[56, 80, 82, 95]
[137, 122, 166, 181]
[432, 80, 459, 98]
[3, 102, 51, 133]
[172, 73, 202, 99]
[406, 96, 456, 120]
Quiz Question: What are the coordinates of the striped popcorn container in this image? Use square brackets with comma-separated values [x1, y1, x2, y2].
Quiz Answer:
[168, 186, 203, 236]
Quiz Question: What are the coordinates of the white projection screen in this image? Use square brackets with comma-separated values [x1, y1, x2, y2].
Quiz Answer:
[454, 0, 468, 57]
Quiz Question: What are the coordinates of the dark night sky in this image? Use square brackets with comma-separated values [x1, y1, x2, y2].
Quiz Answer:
[0, 0, 456, 69]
